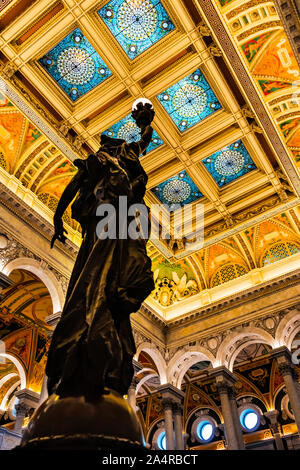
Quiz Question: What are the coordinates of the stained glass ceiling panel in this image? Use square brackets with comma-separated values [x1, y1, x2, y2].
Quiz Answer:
[39, 28, 112, 101]
[157, 68, 221, 131]
[98, 0, 175, 59]
[103, 113, 163, 153]
[151, 170, 203, 210]
[202, 139, 256, 187]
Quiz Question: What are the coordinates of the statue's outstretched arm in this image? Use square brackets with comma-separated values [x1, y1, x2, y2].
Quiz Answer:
[51, 169, 84, 248]
[138, 125, 153, 156]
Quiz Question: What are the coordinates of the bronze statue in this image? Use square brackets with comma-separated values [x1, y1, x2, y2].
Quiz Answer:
[46, 101, 155, 400]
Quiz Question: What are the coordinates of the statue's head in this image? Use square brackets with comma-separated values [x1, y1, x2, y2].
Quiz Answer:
[99, 134, 126, 155]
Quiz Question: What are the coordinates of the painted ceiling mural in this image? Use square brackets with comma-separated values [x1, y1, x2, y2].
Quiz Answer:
[149, 212, 300, 306]
[217, 0, 300, 172]
[0, 85, 299, 308]
[0, 269, 52, 427]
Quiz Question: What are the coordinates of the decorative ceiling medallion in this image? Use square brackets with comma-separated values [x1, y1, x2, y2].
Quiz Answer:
[202, 139, 256, 187]
[103, 113, 163, 153]
[39, 28, 112, 101]
[98, 0, 175, 59]
[151, 170, 203, 209]
[157, 69, 221, 131]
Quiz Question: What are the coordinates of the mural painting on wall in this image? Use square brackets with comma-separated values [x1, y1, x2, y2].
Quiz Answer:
[151, 256, 199, 306]
[0, 270, 52, 415]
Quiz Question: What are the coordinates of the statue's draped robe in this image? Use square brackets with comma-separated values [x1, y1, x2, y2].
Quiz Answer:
[46, 142, 154, 398]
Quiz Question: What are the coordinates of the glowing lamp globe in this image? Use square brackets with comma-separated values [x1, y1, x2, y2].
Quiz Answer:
[132, 98, 153, 111]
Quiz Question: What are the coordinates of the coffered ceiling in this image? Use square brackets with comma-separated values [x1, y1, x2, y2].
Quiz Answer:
[0, 0, 299, 319]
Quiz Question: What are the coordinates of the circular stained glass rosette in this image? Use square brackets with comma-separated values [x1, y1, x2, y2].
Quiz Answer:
[117, 121, 140, 142]
[117, 0, 157, 41]
[162, 179, 192, 204]
[57, 47, 95, 85]
[173, 83, 207, 118]
[214, 149, 245, 177]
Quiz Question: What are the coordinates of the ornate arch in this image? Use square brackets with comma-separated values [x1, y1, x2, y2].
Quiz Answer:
[135, 342, 167, 385]
[2, 257, 64, 314]
[275, 308, 300, 349]
[167, 347, 216, 389]
[216, 327, 276, 371]
[0, 353, 26, 389]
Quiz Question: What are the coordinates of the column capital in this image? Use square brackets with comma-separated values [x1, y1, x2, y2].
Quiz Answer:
[278, 362, 298, 379]
[129, 375, 139, 389]
[132, 359, 143, 375]
[14, 403, 31, 416]
[15, 388, 40, 409]
[157, 384, 185, 405]
[216, 381, 235, 398]
[264, 410, 281, 434]
[45, 311, 62, 330]
[161, 398, 174, 410]
[172, 402, 184, 414]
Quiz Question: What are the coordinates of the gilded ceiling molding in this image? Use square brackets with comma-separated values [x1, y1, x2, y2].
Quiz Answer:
[195, 0, 300, 197]
[273, 0, 300, 68]
[236, 21, 281, 41]
[175, 196, 299, 259]
[166, 270, 300, 327]
[0, 77, 80, 162]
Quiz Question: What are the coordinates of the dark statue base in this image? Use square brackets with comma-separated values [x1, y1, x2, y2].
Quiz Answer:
[18, 389, 144, 451]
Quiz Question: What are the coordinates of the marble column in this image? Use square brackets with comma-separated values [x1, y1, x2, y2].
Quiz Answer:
[210, 366, 245, 450]
[272, 347, 300, 436]
[229, 388, 245, 450]
[161, 398, 174, 450]
[38, 312, 62, 404]
[14, 389, 40, 434]
[128, 376, 139, 412]
[158, 384, 185, 451]
[264, 410, 284, 450]
[173, 402, 184, 450]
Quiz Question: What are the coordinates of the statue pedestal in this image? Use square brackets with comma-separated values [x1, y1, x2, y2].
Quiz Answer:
[18, 389, 143, 451]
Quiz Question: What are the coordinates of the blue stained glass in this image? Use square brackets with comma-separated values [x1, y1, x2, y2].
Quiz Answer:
[202, 139, 256, 187]
[157, 69, 221, 131]
[39, 28, 112, 101]
[103, 113, 163, 153]
[98, 0, 175, 59]
[151, 170, 203, 210]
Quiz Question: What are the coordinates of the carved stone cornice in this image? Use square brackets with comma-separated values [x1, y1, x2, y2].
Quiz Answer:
[216, 382, 235, 398]
[278, 363, 298, 379]
[167, 270, 300, 328]
[0, 227, 70, 296]
[273, 0, 300, 69]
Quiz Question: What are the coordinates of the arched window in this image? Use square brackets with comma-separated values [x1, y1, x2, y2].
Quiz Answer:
[262, 242, 300, 266]
[211, 264, 247, 287]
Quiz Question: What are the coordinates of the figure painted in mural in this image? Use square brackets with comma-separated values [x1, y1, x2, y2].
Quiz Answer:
[46, 101, 155, 399]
